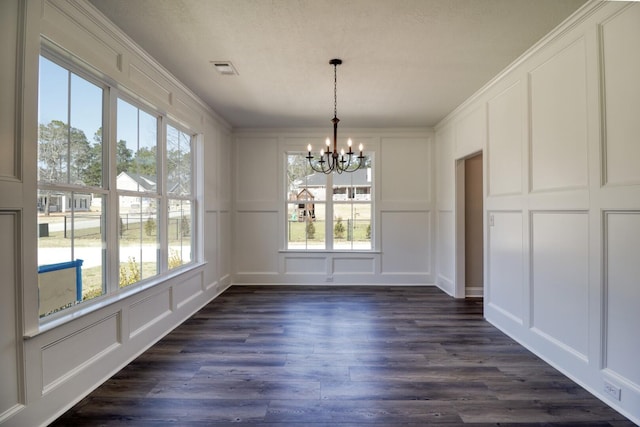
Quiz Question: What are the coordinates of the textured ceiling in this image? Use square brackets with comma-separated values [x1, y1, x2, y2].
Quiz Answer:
[88, 0, 587, 129]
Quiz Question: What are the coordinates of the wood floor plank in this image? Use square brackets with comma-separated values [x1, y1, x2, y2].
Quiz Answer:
[50, 286, 635, 426]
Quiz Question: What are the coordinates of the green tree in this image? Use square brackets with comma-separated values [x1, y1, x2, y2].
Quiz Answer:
[134, 146, 157, 176]
[38, 120, 92, 214]
[116, 140, 134, 174]
[91, 127, 134, 177]
[287, 154, 311, 193]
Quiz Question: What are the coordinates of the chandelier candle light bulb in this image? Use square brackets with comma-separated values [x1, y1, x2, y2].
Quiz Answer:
[306, 59, 365, 174]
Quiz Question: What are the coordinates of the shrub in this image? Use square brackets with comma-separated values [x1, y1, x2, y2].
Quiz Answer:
[144, 217, 156, 236]
[180, 216, 190, 236]
[306, 220, 315, 239]
[169, 248, 183, 269]
[334, 217, 345, 239]
[366, 224, 371, 239]
[119, 256, 140, 287]
[83, 287, 103, 301]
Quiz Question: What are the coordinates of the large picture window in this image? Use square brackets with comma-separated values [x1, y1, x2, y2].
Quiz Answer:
[37, 52, 197, 318]
[286, 152, 372, 250]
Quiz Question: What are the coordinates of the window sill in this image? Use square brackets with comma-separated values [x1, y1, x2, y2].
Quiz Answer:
[279, 249, 381, 255]
[26, 261, 207, 339]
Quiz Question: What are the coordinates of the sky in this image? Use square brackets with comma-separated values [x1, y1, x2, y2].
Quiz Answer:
[39, 55, 156, 152]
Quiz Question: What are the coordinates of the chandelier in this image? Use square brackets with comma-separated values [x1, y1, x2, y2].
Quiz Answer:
[306, 59, 364, 174]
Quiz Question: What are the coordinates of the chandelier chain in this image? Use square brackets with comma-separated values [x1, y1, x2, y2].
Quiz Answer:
[334, 62, 338, 119]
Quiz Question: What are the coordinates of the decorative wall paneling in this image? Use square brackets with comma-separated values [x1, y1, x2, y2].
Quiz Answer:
[435, 1, 640, 423]
[0, 0, 21, 183]
[600, 5, 640, 187]
[529, 37, 589, 193]
[603, 211, 640, 392]
[0, 212, 23, 421]
[1, 0, 232, 425]
[232, 131, 434, 285]
[530, 211, 589, 361]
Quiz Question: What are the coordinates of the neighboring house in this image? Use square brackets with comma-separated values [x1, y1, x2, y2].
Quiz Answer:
[294, 188, 315, 221]
[37, 192, 92, 213]
[302, 167, 372, 201]
[116, 172, 157, 213]
[116, 171, 189, 213]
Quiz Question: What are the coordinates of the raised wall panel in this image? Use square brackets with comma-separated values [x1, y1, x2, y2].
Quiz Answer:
[42, 0, 123, 77]
[219, 133, 232, 204]
[129, 288, 172, 338]
[128, 63, 172, 107]
[174, 97, 202, 130]
[203, 211, 218, 287]
[380, 137, 430, 203]
[436, 126, 455, 210]
[488, 82, 522, 196]
[530, 38, 588, 193]
[174, 274, 203, 309]
[285, 257, 325, 274]
[0, 212, 20, 415]
[601, 5, 640, 186]
[605, 212, 640, 387]
[235, 211, 278, 274]
[531, 212, 589, 359]
[455, 106, 486, 158]
[381, 211, 430, 274]
[220, 211, 231, 278]
[236, 137, 278, 204]
[203, 127, 218, 211]
[41, 313, 120, 393]
[0, 0, 18, 179]
[437, 211, 454, 283]
[333, 257, 375, 275]
[487, 211, 523, 322]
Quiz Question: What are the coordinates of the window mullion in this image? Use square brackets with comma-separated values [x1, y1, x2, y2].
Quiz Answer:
[106, 87, 118, 294]
[158, 117, 168, 273]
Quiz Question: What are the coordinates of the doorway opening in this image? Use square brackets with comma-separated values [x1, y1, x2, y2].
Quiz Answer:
[455, 152, 483, 298]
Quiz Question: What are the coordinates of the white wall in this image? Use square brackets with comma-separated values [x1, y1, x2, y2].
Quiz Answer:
[0, 1, 232, 426]
[232, 130, 435, 285]
[435, 1, 640, 423]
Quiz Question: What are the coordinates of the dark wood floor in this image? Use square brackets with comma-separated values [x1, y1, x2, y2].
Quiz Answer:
[51, 286, 634, 426]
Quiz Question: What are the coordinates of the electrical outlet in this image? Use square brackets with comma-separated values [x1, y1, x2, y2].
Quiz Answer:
[604, 381, 621, 400]
[325, 276, 333, 282]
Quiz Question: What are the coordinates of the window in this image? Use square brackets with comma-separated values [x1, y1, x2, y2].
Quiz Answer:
[37, 52, 197, 318]
[37, 55, 106, 315]
[116, 99, 159, 287]
[166, 124, 193, 269]
[286, 152, 372, 250]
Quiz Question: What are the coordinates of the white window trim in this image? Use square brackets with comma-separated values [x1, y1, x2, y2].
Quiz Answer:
[37, 47, 200, 327]
[283, 150, 375, 252]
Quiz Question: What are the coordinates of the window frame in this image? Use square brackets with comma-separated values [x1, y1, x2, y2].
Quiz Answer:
[37, 46, 200, 323]
[284, 150, 374, 252]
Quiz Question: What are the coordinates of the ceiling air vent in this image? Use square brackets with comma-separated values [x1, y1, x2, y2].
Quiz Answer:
[210, 61, 238, 76]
